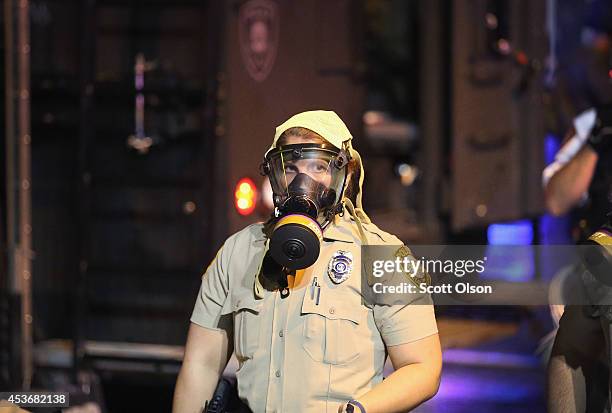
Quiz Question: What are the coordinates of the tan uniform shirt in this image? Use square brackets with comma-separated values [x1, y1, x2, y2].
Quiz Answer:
[191, 213, 438, 413]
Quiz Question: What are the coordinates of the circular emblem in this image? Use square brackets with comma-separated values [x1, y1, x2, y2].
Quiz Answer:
[328, 250, 353, 284]
[238, 0, 279, 82]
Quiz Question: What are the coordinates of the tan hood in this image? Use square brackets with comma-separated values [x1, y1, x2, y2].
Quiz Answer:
[268, 110, 370, 224]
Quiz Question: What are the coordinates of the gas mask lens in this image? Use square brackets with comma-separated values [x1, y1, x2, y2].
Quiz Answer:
[265, 144, 348, 221]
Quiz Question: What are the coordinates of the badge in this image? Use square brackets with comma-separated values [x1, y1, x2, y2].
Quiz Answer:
[328, 250, 353, 284]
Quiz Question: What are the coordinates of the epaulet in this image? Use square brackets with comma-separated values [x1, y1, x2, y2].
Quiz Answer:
[361, 221, 403, 245]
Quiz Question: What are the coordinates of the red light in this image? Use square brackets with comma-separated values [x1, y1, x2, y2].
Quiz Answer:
[609, 69, 612, 79]
[516, 51, 528, 66]
[235, 177, 257, 216]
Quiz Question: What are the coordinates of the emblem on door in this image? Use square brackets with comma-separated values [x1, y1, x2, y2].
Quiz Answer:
[238, 0, 279, 82]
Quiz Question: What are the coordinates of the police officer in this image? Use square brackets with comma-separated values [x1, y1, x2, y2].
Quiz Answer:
[545, 103, 612, 413]
[544, 2, 612, 410]
[172, 111, 441, 413]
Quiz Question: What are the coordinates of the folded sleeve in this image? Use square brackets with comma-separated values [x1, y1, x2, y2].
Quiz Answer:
[190, 236, 235, 330]
[373, 293, 438, 347]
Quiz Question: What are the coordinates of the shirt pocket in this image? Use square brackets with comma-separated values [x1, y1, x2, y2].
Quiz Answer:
[232, 295, 263, 362]
[301, 289, 364, 365]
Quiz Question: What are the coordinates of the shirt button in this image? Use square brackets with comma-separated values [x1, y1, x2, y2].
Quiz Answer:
[275, 370, 281, 378]
[329, 307, 335, 315]
[279, 330, 284, 337]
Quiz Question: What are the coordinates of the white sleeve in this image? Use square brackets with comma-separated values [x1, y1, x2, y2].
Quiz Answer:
[542, 108, 597, 188]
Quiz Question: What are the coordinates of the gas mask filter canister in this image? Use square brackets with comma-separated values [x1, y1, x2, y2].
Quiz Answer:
[269, 213, 323, 270]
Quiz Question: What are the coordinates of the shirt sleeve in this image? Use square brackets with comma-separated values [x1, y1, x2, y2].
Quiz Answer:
[373, 293, 438, 346]
[542, 108, 596, 188]
[361, 229, 439, 346]
[190, 236, 235, 330]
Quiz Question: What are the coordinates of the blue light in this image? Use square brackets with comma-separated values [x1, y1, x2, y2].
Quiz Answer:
[485, 220, 535, 281]
[544, 133, 559, 164]
[487, 220, 534, 245]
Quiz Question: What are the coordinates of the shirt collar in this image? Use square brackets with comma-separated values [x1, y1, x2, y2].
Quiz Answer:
[322, 214, 356, 243]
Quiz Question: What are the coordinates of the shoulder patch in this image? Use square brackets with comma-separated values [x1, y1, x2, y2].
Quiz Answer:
[395, 245, 432, 287]
[395, 245, 412, 258]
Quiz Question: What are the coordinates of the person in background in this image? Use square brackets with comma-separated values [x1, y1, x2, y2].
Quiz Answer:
[545, 2, 612, 411]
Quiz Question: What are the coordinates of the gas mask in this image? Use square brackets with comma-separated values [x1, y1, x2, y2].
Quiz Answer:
[260, 143, 350, 269]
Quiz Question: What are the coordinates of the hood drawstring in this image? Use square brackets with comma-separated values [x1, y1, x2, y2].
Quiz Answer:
[343, 197, 368, 246]
[341, 146, 370, 246]
[348, 147, 370, 222]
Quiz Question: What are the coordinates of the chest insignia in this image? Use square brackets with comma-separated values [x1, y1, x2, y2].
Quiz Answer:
[328, 250, 353, 284]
